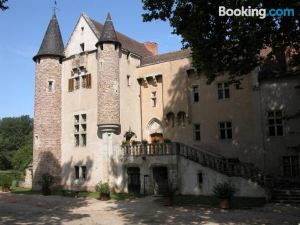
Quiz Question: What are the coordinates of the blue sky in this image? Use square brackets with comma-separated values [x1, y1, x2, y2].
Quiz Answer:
[0, 0, 182, 118]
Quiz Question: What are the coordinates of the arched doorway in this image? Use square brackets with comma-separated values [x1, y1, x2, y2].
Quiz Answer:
[146, 118, 164, 143]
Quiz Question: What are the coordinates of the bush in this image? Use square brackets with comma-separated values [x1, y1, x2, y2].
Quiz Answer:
[0, 171, 22, 187]
[39, 173, 55, 195]
[95, 182, 110, 194]
[213, 182, 236, 200]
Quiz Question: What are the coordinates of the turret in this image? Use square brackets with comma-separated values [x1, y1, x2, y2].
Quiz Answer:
[96, 13, 121, 134]
[32, 13, 64, 190]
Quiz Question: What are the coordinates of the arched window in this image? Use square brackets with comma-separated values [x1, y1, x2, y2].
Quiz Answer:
[177, 111, 186, 127]
[166, 112, 175, 128]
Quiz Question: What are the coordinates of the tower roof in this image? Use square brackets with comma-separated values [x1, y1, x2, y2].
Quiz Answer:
[97, 13, 120, 46]
[33, 14, 64, 61]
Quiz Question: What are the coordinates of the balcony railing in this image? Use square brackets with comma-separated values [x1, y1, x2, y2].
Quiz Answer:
[122, 142, 271, 186]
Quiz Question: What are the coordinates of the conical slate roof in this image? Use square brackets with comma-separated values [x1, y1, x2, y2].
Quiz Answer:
[33, 14, 64, 61]
[97, 13, 120, 46]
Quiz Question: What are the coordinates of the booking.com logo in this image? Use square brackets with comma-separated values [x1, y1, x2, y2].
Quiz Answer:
[219, 6, 295, 19]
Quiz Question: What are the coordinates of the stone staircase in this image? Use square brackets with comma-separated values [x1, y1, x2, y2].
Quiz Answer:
[122, 142, 271, 186]
[272, 189, 300, 205]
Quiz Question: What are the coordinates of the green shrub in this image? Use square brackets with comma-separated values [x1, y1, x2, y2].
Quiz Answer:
[213, 182, 236, 199]
[0, 171, 22, 186]
[95, 182, 110, 194]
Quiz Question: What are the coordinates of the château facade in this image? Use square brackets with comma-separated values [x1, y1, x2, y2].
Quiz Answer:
[32, 12, 300, 197]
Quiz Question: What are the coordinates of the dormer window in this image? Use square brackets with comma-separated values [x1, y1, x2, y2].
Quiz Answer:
[80, 43, 85, 52]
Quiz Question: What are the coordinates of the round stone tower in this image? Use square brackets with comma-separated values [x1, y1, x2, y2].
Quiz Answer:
[96, 13, 121, 134]
[32, 13, 64, 189]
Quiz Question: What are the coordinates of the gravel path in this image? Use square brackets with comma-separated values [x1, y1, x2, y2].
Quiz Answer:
[0, 192, 299, 225]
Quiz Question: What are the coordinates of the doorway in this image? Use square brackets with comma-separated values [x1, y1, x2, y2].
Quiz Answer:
[127, 167, 140, 194]
[153, 166, 168, 195]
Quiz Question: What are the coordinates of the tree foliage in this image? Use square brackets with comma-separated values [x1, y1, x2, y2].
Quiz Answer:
[0, 0, 8, 11]
[0, 116, 33, 170]
[142, 0, 300, 83]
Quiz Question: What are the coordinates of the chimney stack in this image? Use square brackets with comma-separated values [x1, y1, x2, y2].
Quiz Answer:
[144, 42, 158, 55]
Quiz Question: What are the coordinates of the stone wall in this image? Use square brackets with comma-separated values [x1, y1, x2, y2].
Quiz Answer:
[97, 43, 120, 129]
[33, 57, 62, 190]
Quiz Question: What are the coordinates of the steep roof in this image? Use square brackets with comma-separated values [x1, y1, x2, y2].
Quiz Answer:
[98, 13, 120, 45]
[140, 48, 192, 66]
[33, 14, 64, 61]
[83, 14, 153, 58]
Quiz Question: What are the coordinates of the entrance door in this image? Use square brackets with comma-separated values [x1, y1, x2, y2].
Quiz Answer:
[151, 133, 163, 143]
[153, 167, 168, 195]
[127, 167, 140, 194]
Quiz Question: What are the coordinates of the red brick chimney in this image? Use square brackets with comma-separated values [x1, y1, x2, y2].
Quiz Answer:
[144, 42, 158, 55]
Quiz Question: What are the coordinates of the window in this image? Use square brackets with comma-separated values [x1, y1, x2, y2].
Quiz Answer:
[75, 166, 80, 179]
[219, 121, 232, 139]
[81, 134, 87, 146]
[192, 85, 199, 103]
[74, 114, 87, 147]
[47, 80, 54, 92]
[177, 112, 186, 127]
[81, 26, 84, 32]
[194, 124, 201, 141]
[68, 68, 91, 92]
[74, 134, 80, 147]
[218, 82, 230, 99]
[75, 77, 80, 90]
[74, 166, 87, 180]
[283, 156, 299, 177]
[197, 172, 203, 187]
[268, 110, 284, 136]
[127, 75, 132, 86]
[81, 166, 87, 179]
[151, 92, 157, 107]
[80, 43, 85, 52]
[166, 112, 175, 128]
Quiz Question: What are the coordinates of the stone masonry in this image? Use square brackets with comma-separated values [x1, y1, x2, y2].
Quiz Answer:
[33, 57, 62, 189]
[97, 43, 121, 131]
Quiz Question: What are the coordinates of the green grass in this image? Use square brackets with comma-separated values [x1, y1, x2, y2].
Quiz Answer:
[173, 195, 266, 209]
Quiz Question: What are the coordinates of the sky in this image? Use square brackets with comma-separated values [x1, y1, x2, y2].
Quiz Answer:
[0, 0, 182, 118]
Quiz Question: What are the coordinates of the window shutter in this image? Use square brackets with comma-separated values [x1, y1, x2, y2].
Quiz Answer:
[87, 74, 92, 88]
[68, 78, 74, 92]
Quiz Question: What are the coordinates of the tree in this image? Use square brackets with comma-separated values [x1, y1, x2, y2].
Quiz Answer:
[0, 0, 8, 11]
[0, 116, 33, 170]
[142, 0, 300, 83]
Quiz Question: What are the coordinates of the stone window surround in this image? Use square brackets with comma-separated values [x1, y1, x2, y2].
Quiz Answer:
[74, 113, 87, 147]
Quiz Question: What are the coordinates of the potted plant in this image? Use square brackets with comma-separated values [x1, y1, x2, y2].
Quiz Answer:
[213, 182, 236, 209]
[1, 175, 11, 192]
[96, 182, 110, 200]
[39, 173, 55, 196]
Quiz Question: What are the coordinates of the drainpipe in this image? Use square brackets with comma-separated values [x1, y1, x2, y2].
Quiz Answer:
[139, 80, 143, 140]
